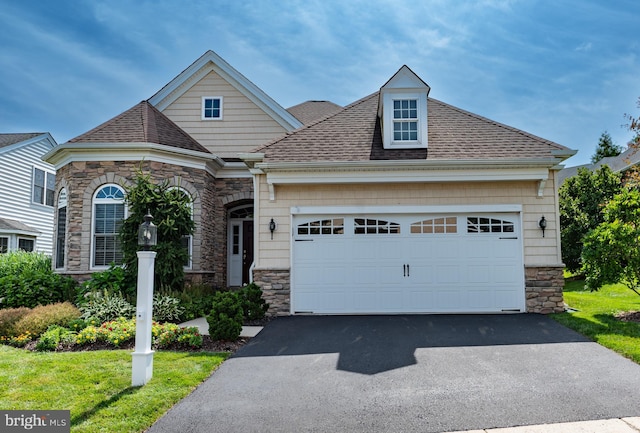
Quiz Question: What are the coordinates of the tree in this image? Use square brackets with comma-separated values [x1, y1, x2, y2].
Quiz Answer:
[582, 188, 640, 296]
[119, 170, 195, 291]
[559, 165, 623, 272]
[591, 131, 623, 164]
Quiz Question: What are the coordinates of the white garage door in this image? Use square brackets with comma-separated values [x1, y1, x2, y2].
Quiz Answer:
[292, 212, 524, 314]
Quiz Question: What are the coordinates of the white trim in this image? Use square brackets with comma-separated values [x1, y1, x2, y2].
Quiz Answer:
[382, 92, 428, 149]
[201, 96, 223, 120]
[291, 204, 523, 215]
[17, 236, 36, 252]
[0, 132, 56, 156]
[91, 184, 127, 270]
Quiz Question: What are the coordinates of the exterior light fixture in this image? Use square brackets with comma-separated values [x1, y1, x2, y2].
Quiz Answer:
[269, 218, 276, 240]
[138, 210, 157, 250]
[538, 216, 547, 237]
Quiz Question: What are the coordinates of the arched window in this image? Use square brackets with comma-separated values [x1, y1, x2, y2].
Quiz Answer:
[92, 184, 126, 268]
[171, 187, 193, 269]
[55, 188, 68, 269]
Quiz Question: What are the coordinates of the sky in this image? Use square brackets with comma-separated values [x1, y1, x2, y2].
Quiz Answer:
[1, 1, 638, 167]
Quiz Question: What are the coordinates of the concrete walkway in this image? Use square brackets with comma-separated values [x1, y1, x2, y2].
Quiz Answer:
[450, 417, 640, 432]
[179, 316, 263, 338]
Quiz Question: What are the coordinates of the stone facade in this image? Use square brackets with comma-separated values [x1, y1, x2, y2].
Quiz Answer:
[524, 265, 565, 314]
[252, 268, 291, 316]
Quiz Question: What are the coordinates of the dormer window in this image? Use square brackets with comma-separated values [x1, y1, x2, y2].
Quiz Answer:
[202, 96, 223, 120]
[379, 65, 430, 150]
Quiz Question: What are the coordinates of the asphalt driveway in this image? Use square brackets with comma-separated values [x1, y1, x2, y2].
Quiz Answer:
[148, 315, 640, 433]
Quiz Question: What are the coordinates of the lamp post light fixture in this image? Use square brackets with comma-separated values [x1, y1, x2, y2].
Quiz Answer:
[538, 216, 547, 238]
[132, 210, 158, 386]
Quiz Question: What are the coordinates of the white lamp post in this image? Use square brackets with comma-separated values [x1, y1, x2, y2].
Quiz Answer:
[132, 211, 157, 386]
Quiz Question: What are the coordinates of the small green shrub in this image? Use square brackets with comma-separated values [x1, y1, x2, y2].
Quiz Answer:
[158, 284, 217, 322]
[0, 307, 30, 338]
[79, 290, 135, 323]
[153, 294, 185, 323]
[13, 302, 81, 338]
[207, 292, 243, 341]
[239, 283, 269, 321]
[77, 265, 133, 303]
[35, 325, 76, 351]
[153, 324, 203, 349]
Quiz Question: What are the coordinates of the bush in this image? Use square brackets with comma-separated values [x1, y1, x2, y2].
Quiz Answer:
[13, 302, 81, 338]
[152, 294, 184, 323]
[239, 283, 269, 321]
[0, 307, 30, 338]
[77, 265, 133, 304]
[35, 325, 76, 351]
[153, 324, 203, 349]
[158, 284, 217, 322]
[207, 292, 243, 341]
[79, 291, 135, 323]
[76, 317, 136, 348]
[0, 252, 78, 309]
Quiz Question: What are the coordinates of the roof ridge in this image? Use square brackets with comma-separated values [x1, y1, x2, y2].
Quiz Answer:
[429, 97, 567, 150]
[68, 102, 147, 143]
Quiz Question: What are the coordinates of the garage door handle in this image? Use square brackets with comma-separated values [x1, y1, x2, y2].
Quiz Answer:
[403, 264, 406, 277]
[407, 264, 410, 277]
[499, 237, 518, 240]
[295, 239, 314, 242]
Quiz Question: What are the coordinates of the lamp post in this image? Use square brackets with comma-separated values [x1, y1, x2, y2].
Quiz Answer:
[132, 211, 157, 386]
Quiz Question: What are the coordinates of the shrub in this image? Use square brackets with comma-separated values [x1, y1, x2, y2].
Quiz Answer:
[35, 325, 76, 352]
[79, 291, 135, 323]
[207, 292, 243, 341]
[0, 307, 30, 338]
[76, 265, 134, 304]
[0, 332, 33, 348]
[13, 302, 81, 338]
[152, 294, 184, 323]
[0, 252, 78, 309]
[157, 284, 217, 322]
[239, 283, 269, 321]
[153, 323, 202, 349]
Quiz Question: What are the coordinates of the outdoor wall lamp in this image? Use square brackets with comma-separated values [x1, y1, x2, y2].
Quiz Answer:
[138, 210, 157, 250]
[538, 215, 547, 238]
[269, 218, 276, 240]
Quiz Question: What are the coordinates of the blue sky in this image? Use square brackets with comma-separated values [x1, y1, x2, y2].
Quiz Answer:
[1, 0, 638, 166]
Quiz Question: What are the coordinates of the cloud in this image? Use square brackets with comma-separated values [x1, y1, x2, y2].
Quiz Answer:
[575, 42, 593, 52]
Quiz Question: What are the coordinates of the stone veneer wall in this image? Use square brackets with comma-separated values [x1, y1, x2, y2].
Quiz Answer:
[524, 266, 565, 314]
[252, 268, 291, 316]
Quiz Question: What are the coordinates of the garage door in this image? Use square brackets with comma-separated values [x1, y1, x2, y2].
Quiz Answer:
[292, 213, 524, 314]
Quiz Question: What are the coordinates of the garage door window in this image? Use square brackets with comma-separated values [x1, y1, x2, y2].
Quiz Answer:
[411, 217, 457, 234]
[467, 217, 514, 233]
[354, 218, 400, 234]
[298, 218, 344, 235]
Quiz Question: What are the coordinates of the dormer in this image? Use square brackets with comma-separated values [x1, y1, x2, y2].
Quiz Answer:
[378, 65, 430, 149]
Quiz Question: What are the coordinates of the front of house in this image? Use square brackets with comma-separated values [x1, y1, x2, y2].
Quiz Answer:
[45, 52, 575, 315]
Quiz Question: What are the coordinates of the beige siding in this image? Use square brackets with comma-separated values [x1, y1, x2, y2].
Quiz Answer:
[254, 172, 562, 269]
[162, 71, 288, 158]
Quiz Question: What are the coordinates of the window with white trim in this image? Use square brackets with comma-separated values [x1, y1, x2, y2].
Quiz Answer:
[467, 217, 514, 233]
[55, 189, 68, 269]
[170, 187, 193, 269]
[354, 218, 400, 234]
[92, 185, 125, 267]
[393, 99, 418, 141]
[0, 237, 8, 254]
[202, 96, 223, 120]
[297, 218, 344, 235]
[411, 217, 457, 234]
[18, 237, 35, 252]
[33, 167, 55, 207]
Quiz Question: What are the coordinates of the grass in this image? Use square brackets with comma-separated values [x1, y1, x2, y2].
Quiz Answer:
[551, 279, 640, 363]
[0, 346, 228, 432]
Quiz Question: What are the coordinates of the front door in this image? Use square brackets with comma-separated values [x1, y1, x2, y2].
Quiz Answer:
[227, 205, 254, 287]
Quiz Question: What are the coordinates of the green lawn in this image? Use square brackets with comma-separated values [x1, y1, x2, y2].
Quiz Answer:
[552, 280, 640, 363]
[0, 347, 228, 433]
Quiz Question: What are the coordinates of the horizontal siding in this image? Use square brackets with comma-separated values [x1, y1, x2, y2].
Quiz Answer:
[0, 138, 55, 254]
[255, 175, 562, 269]
[162, 70, 288, 158]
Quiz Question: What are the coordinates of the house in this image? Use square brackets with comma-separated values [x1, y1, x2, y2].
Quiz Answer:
[44, 51, 575, 315]
[242, 65, 575, 315]
[43, 51, 338, 285]
[557, 145, 640, 184]
[0, 133, 59, 256]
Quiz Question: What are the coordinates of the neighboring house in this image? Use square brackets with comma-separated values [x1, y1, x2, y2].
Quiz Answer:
[0, 133, 58, 255]
[242, 65, 575, 315]
[44, 52, 575, 315]
[557, 146, 640, 184]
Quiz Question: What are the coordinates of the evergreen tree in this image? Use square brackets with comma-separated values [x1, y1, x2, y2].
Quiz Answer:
[591, 131, 623, 164]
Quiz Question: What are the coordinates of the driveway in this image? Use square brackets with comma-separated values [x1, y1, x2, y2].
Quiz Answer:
[148, 315, 640, 433]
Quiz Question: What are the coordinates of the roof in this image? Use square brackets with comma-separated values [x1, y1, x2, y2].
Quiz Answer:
[558, 146, 640, 184]
[255, 92, 572, 163]
[287, 101, 343, 126]
[68, 101, 211, 154]
[0, 217, 40, 235]
[0, 133, 45, 150]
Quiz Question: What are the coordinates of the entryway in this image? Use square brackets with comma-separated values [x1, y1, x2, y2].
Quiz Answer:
[227, 204, 253, 287]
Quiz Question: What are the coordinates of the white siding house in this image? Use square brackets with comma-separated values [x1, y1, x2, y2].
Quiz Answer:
[0, 133, 58, 255]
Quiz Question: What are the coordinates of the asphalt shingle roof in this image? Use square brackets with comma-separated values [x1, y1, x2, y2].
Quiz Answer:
[256, 92, 571, 163]
[0, 133, 43, 149]
[0, 217, 39, 234]
[68, 101, 210, 154]
[287, 101, 343, 126]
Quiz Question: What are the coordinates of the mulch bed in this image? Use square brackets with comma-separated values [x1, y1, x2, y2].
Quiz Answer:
[615, 311, 640, 323]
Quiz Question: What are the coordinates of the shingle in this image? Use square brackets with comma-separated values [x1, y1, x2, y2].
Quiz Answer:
[287, 101, 343, 126]
[68, 101, 210, 154]
[256, 92, 571, 163]
[0, 133, 43, 149]
[0, 217, 39, 234]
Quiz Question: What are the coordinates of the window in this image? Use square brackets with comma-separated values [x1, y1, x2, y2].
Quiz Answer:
[297, 219, 344, 235]
[18, 238, 34, 252]
[354, 218, 400, 235]
[55, 189, 68, 269]
[92, 185, 125, 267]
[33, 167, 55, 206]
[0, 237, 7, 254]
[393, 99, 418, 141]
[202, 96, 223, 120]
[170, 187, 193, 269]
[467, 217, 514, 234]
[411, 217, 457, 234]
